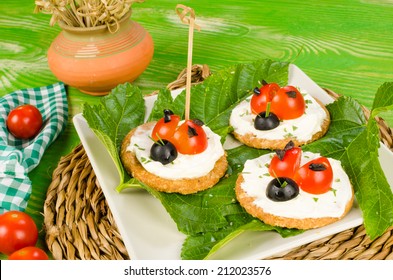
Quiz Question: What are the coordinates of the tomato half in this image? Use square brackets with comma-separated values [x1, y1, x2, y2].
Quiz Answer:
[270, 86, 305, 120]
[268, 146, 302, 178]
[172, 119, 208, 154]
[8, 247, 49, 260]
[294, 157, 333, 194]
[250, 82, 280, 114]
[6, 104, 43, 139]
[151, 109, 180, 141]
[0, 211, 39, 255]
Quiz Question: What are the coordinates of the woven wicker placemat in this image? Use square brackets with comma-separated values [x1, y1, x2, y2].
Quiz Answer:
[44, 65, 393, 260]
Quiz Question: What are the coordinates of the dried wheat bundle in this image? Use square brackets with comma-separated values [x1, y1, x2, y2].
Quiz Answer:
[35, 0, 144, 32]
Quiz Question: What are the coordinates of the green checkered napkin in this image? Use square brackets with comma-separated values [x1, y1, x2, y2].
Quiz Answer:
[0, 82, 68, 213]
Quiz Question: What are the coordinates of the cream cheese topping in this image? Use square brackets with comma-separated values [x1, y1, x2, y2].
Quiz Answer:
[128, 122, 225, 180]
[230, 93, 327, 142]
[240, 152, 353, 219]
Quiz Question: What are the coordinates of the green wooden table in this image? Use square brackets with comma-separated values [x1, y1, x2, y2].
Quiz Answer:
[1, 0, 393, 259]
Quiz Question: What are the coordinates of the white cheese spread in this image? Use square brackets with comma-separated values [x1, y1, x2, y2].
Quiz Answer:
[128, 122, 225, 180]
[230, 93, 327, 142]
[240, 152, 353, 219]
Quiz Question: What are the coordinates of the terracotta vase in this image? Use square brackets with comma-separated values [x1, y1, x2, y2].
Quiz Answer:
[47, 12, 154, 96]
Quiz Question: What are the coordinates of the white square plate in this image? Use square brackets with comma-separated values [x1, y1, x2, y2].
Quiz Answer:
[73, 64, 393, 259]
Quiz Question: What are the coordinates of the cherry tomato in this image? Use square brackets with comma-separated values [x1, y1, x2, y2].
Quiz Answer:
[250, 82, 280, 114]
[8, 246, 49, 260]
[268, 145, 302, 178]
[6, 104, 43, 139]
[294, 157, 333, 194]
[0, 211, 39, 255]
[151, 109, 180, 141]
[270, 86, 305, 120]
[172, 119, 208, 154]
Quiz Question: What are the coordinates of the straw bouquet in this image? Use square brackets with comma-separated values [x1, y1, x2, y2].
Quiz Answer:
[34, 0, 144, 31]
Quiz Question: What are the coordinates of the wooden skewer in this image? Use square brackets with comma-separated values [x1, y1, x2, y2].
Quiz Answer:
[175, 4, 201, 121]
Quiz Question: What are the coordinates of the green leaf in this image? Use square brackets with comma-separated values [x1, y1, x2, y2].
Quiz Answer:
[371, 82, 393, 127]
[181, 220, 302, 260]
[226, 144, 270, 167]
[204, 220, 301, 260]
[146, 168, 247, 235]
[181, 221, 260, 260]
[147, 88, 176, 122]
[90, 128, 127, 185]
[340, 118, 393, 239]
[377, 110, 393, 128]
[83, 83, 145, 183]
[305, 92, 393, 239]
[349, 81, 393, 239]
[371, 82, 393, 116]
[83, 83, 145, 151]
[116, 177, 145, 193]
[303, 96, 367, 158]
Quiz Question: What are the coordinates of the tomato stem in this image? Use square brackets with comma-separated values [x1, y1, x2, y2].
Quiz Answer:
[265, 102, 271, 117]
[149, 134, 165, 146]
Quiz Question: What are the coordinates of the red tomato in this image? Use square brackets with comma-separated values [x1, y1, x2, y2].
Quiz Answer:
[294, 157, 333, 194]
[172, 119, 208, 155]
[270, 86, 305, 120]
[0, 211, 39, 255]
[8, 246, 49, 260]
[250, 82, 280, 114]
[6, 104, 43, 139]
[268, 146, 302, 178]
[151, 109, 180, 141]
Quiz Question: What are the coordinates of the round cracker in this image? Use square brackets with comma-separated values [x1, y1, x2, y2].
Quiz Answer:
[235, 175, 354, 230]
[232, 99, 331, 150]
[120, 122, 228, 194]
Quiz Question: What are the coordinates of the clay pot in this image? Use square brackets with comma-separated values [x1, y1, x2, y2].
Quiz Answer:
[47, 12, 154, 96]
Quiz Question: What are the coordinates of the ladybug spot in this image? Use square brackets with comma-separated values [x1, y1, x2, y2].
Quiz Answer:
[309, 163, 327, 171]
[187, 125, 198, 137]
[286, 90, 297, 98]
